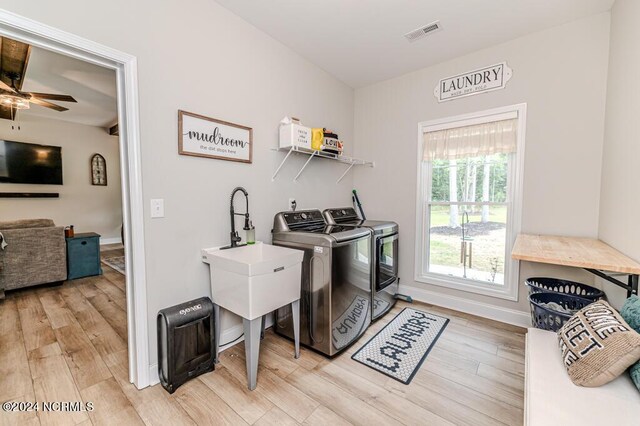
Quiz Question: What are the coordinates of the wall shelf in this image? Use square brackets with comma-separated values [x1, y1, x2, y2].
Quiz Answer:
[271, 146, 375, 183]
[0, 192, 60, 198]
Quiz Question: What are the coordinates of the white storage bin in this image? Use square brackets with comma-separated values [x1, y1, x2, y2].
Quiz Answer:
[279, 123, 312, 150]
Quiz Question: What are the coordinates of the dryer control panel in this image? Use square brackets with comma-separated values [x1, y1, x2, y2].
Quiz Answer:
[325, 208, 359, 223]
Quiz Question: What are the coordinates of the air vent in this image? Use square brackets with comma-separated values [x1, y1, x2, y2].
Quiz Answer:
[404, 21, 442, 42]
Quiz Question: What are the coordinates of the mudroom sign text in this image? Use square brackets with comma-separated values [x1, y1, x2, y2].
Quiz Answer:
[434, 62, 513, 102]
[178, 110, 252, 163]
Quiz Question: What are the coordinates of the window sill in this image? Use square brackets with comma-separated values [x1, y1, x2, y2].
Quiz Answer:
[414, 272, 519, 301]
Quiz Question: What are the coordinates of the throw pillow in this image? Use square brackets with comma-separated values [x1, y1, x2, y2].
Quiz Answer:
[620, 295, 640, 391]
[557, 300, 640, 387]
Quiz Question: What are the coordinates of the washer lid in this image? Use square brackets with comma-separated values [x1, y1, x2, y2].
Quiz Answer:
[348, 220, 398, 236]
[325, 225, 371, 242]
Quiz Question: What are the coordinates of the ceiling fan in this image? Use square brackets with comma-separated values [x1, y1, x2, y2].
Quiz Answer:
[0, 37, 77, 121]
[0, 72, 77, 117]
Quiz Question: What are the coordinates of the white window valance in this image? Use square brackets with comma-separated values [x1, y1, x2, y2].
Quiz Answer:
[424, 118, 518, 161]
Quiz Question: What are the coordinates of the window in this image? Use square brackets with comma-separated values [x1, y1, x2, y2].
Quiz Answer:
[415, 105, 526, 300]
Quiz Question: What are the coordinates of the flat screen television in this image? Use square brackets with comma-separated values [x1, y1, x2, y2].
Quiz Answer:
[0, 140, 63, 185]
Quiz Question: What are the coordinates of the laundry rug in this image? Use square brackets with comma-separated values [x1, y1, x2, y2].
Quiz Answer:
[101, 255, 126, 275]
[352, 307, 449, 384]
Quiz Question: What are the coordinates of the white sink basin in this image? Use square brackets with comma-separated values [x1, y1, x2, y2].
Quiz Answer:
[202, 241, 302, 276]
[202, 242, 303, 320]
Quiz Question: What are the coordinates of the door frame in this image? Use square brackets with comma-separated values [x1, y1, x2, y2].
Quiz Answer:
[0, 10, 151, 388]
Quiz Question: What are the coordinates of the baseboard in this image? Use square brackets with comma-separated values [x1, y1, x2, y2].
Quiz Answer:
[149, 364, 159, 386]
[100, 237, 122, 245]
[400, 284, 532, 328]
[147, 315, 275, 387]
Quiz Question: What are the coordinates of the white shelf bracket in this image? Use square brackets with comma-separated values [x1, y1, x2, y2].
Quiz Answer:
[336, 162, 355, 184]
[294, 151, 317, 182]
[271, 144, 374, 184]
[271, 147, 294, 181]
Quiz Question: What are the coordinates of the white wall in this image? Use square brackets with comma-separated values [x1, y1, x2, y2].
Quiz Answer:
[353, 13, 611, 317]
[0, 0, 356, 373]
[0, 115, 122, 240]
[598, 0, 640, 307]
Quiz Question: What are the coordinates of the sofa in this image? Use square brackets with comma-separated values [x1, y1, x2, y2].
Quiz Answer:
[525, 328, 640, 425]
[0, 219, 67, 299]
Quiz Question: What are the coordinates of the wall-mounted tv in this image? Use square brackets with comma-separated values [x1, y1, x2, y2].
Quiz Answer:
[0, 140, 63, 185]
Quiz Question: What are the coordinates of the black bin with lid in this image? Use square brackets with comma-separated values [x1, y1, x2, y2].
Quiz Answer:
[157, 297, 215, 393]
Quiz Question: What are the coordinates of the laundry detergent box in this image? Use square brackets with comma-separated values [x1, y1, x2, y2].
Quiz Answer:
[279, 117, 312, 150]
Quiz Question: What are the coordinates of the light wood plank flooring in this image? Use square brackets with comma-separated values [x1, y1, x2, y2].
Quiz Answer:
[1, 259, 526, 426]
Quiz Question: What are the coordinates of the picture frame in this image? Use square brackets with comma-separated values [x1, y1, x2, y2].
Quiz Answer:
[178, 110, 253, 163]
[90, 153, 107, 186]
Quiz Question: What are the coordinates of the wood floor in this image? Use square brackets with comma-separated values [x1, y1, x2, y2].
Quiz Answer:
[0, 255, 527, 426]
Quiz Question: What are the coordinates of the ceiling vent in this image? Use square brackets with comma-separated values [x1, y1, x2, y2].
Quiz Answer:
[404, 21, 442, 42]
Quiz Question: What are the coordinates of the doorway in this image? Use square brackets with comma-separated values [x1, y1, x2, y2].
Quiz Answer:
[0, 11, 149, 388]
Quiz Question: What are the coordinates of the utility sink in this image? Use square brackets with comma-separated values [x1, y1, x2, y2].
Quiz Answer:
[201, 242, 303, 320]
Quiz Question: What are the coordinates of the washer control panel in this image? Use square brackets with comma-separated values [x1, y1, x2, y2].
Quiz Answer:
[283, 209, 324, 225]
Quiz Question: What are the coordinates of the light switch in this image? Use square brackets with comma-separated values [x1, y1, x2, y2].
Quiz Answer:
[150, 199, 164, 218]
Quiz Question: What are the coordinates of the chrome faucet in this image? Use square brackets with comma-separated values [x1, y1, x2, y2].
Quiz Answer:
[229, 187, 250, 248]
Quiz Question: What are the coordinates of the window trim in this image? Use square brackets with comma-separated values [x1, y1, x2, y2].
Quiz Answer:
[414, 104, 527, 301]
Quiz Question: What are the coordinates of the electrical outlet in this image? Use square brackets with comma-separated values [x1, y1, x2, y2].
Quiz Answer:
[289, 198, 297, 211]
[150, 199, 164, 218]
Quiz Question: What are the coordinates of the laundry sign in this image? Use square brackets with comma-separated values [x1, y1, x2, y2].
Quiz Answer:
[434, 62, 513, 102]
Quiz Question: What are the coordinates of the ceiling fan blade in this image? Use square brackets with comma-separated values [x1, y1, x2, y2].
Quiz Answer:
[28, 92, 77, 103]
[29, 97, 68, 112]
[0, 37, 31, 90]
[0, 80, 16, 93]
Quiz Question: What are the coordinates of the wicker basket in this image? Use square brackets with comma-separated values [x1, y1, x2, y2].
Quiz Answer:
[525, 277, 605, 301]
[528, 292, 593, 331]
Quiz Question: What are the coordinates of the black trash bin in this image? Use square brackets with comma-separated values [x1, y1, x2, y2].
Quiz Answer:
[157, 297, 215, 394]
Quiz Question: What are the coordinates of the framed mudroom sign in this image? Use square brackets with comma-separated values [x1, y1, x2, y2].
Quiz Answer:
[178, 110, 253, 163]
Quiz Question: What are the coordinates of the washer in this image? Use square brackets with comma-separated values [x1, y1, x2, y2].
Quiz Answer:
[272, 209, 372, 357]
[323, 207, 399, 321]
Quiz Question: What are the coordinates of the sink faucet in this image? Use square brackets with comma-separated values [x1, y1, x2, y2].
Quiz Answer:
[229, 187, 250, 248]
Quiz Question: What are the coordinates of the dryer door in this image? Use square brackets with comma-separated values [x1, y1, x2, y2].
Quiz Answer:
[376, 233, 398, 292]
